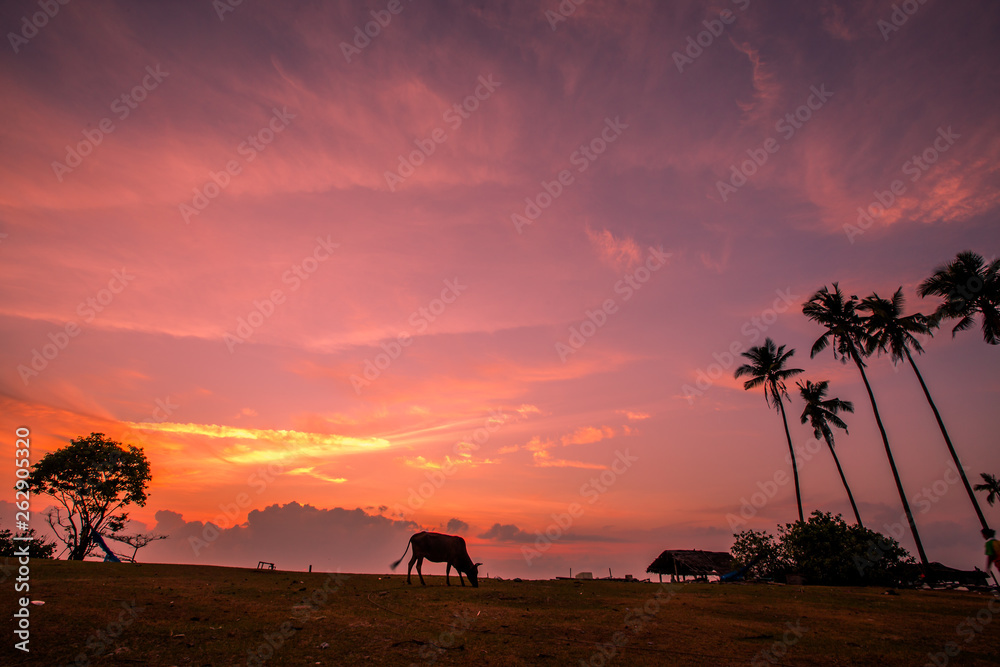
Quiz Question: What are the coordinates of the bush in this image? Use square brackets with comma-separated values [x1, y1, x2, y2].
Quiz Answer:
[731, 529, 788, 580]
[0, 527, 57, 559]
[732, 511, 914, 586]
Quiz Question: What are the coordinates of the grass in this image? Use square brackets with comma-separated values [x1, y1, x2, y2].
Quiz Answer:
[3, 560, 1000, 665]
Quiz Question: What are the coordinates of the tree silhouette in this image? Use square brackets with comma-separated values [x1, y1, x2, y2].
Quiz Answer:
[798, 380, 862, 527]
[735, 338, 805, 522]
[975, 473, 1000, 506]
[860, 288, 991, 532]
[108, 532, 168, 563]
[26, 433, 151, 560]
[802, 284, 929, 568]
[918, 250, 1000, 345]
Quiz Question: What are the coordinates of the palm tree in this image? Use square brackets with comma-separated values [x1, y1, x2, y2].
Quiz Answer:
[975, 473, 1000, 506]
[734, 338, 805, 522]
[860, 288, 991, 532]
[802, 283, 929, 568]
[797, 380, 862, 527]
[918, 251, 1000, 345]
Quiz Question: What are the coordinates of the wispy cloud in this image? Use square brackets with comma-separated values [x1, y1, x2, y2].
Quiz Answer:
[586, 227, 642, 270]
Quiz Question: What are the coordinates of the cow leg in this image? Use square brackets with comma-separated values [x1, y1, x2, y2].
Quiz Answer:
[416, 557, 426, 586]
[458, 569, 466, 586]
[445, 563, 451, 586]
[406, 554, 417, 585]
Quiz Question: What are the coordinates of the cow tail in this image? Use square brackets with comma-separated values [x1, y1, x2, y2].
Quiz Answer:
[390, 537, 412, 570]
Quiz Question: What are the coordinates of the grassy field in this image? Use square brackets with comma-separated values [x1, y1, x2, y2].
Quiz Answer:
[3, 560, 1000, 666]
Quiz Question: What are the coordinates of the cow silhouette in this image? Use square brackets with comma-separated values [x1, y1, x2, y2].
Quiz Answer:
[390, 531, 481, 588]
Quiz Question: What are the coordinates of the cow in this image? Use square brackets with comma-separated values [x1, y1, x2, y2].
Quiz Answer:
[390, 531, 482, 588]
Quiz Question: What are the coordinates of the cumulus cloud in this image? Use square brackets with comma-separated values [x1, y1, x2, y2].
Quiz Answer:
[134, 502, 418, 572]
[478, 523, 533, 543]
[446, 518, 470, 534]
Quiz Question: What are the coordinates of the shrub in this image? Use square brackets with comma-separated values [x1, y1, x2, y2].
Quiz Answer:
[732, 511, 914, 586]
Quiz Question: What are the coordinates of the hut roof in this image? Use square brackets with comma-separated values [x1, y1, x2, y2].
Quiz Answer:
[646, 550, 735, 576]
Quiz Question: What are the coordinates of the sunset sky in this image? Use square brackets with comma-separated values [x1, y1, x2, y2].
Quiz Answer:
[1, 0, 998, 580]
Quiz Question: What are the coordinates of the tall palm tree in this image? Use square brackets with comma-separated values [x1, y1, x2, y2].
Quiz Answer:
[975, 473, 1000, 507]
[802, 283, 929, 568]
[797, 380, 863, 527]
[860, 288, 991, 532]
[918, 251, 1000, 345]
[734, 338, 805, 522]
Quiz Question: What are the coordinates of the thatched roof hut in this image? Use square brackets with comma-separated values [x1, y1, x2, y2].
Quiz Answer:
[646, 550, 735, 582]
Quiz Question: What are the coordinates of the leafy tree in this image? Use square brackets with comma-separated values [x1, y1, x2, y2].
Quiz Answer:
[734, 338, 805, 522]
[26, 433, 151, 560]
[0, 527, 57, 559]
[918, 250, 1000, 345]
[797, 380, 862, 527]
[860, 288, 991, 532]
[975, 473, 1000, 506]
[779, 511, 913, 586]
[731, 529, 788, 580]
[803, 284, 929, 568]
[732, 512, 914, 586]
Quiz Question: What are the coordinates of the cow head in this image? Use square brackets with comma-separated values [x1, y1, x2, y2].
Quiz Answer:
[467, 562, 482, 588]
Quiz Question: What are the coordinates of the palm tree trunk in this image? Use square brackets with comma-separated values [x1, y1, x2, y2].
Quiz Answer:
[777, 397, 804, 523]
[903, 347, 991, 531]
[850, 349, 929, 568]
[824, 433, 864, 528]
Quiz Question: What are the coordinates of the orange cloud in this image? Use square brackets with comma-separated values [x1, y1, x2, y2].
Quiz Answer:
[561, 425, 615, 446]
[126, 421, 391, 464]
[532, 449, 606, 470]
